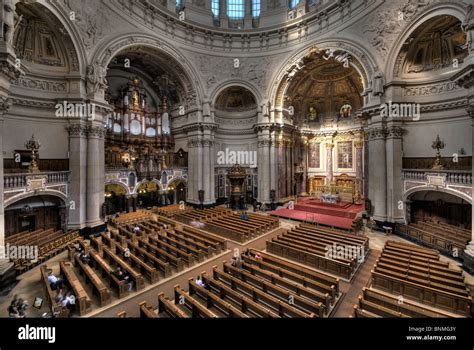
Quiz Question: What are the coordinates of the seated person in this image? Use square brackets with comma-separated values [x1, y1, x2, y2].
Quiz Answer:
[195, 275, 207, 289]
[114, 267, 133, 292]
[7, 301, 20, 318]
[133, 226, 141, 235]
[80, 251, 91, 264]
[47, 271, 68, 291]
[231, 256, 240, 268]
[61, 292, 76, 314]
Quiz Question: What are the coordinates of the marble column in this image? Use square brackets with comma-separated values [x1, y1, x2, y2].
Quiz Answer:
[368, 127, 387, 222]
[354, 138, 364, 204]
[386, 126, 405, 223]
[67, 124, 88, 230]
[301, 138, 308, 195]
[325, 141, 334, 185]
[86, 124, 106, 229]
[0, 108, 5, 249]
[202, 140, 211, 204]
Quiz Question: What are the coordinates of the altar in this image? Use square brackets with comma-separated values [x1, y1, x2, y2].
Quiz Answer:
[320, 194, 340, 204]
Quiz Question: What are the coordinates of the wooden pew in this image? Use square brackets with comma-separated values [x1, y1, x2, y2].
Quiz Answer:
[213, 266, 315, 318]
[60, 261, 92, 316]
[174, 285, 219, 318]
[90, 251, 129, 298]
[102, 247, 146, 291]
[188, 278, 249, 318]
[40, 265, 69, 318]
[75, 255, 111, 307]
[201, 272, 280, 318]
[158, 293, 189, 318]
[139, 301, 158, 318]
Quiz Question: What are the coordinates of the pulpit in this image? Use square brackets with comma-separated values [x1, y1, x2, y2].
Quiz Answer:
[227, 164, 247, 210]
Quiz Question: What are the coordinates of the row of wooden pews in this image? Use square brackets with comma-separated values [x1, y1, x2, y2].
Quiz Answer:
[12, 229, 80, 274]
[396, 220, 471, 257]
[266, 223, 369, 279]
[364, 241, 472, 317]
[112, 211, 152, 225]
[127, 249, 341, 318]
[171, 206, 280, 242]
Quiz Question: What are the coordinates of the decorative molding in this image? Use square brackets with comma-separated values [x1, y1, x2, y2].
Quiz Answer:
[13, 77, 67, 92]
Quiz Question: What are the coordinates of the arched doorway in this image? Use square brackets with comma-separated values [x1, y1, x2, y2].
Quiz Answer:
[407, 190, 471, 229]
[137, 181, 160, 208]
[4, 195, 66, 237]
[104, 184, 128, 215]
[213, 85, 259, 204]
[167, 179, 187, 205]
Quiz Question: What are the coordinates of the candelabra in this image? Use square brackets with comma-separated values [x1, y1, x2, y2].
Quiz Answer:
[25, 135, 41, 173]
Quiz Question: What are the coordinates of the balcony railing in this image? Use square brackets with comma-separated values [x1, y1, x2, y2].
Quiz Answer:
[402, 169, 472, 186]
[4, 171, 70, 190]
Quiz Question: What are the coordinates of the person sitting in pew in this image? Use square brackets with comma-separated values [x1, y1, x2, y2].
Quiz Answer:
[243, 248, 251, 257]
[114, 267, 134, 292]
[196, 275, 209, 290]
[254, 253, 263, 262]
[16, 298, 28, 318]
[61, 292, 76, 315]
[7, 300, 20, 318]
[240, 212, 249, 221]
[80, 251, 91, 265]
[133, 226, 141, 235]
[231, 256, 241, 268]
[47, 271, 68, 291]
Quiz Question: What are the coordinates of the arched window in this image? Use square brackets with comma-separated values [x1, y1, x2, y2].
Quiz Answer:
[176, 0, 182, 11]
[211, 0, 220, 16]
[289, 0, 300, 9]
[252, 0, 260, 18]
[227, 0, 245, 20]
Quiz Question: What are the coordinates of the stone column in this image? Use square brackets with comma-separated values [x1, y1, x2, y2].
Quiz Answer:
[67, 124, 88, 230]
[0, 105, 6, 248]
[325, 141, 334, 185]
[386, 126, 405, 223]
[354, 138, 364, 204]
[301, 137, 308, 195]
[202, 140, 211, 204]
[86, 124, 106, 230]
[368, 127, 387, 222]
[256, 125, 271, 204]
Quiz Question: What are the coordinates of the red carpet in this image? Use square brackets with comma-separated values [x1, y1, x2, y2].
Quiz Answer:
[270, 200, 364, 230]
[294, 199, 363, 219]
[270, 209, 355, 230]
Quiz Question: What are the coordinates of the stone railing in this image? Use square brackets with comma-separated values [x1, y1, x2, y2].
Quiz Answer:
[402, 169, 472, 186]
[4, 171, 70, 190]
[402, 169, 472, 202]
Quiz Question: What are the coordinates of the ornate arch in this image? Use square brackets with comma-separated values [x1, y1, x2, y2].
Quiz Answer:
[384, 2, 469, 82]
[210, 80, 263, 109]
[5, 191, 68, 209]
[36, 0, 88, 74]
[165, 176, 188, 191]
[105, 181, 131, 196]
[403, 186, 472, 205]
[268, 39, 380, 114]
[89, 33, 205, 108]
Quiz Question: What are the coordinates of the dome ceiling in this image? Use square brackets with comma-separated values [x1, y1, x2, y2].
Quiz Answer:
[14, 3, 79, 73]
[108, 47, 187, 106]
[285, 54, 363, 125]
[215, 86, 257, 111]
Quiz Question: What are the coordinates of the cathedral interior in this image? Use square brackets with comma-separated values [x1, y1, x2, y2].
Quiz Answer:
[0, 0, 473, 330]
